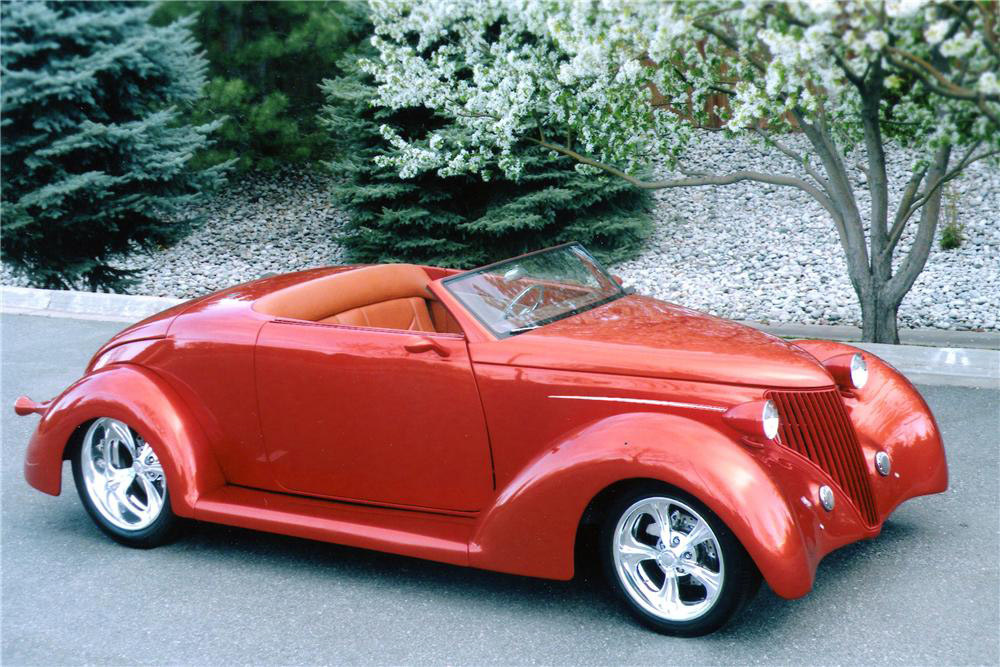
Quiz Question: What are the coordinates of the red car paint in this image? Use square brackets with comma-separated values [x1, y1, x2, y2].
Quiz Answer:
[17, 263, 947, 600]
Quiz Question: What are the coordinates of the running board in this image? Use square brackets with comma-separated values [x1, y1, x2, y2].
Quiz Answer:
[194, 486, 474, 567]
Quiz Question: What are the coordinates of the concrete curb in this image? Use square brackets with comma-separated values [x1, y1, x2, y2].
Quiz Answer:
[852, 342, 998, 389]
[1, 286, 184, 323]
[740, 321, 999, 351]
[2, 286, 997, 389]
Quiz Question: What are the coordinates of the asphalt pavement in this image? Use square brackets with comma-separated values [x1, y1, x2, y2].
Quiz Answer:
[2, 313, 998, 666]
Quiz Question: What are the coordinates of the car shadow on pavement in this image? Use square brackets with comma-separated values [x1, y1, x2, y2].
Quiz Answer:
[56, 507, 922, 642]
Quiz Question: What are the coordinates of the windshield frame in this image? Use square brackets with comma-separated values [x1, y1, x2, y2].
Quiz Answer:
[441, 242, 627, 339]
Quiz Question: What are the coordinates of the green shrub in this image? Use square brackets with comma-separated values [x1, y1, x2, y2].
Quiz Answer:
[153, 1, 368, 172]
[320, 56, 652, 269]
[939, 185, 965, 250]
[1, 1, 229, 290]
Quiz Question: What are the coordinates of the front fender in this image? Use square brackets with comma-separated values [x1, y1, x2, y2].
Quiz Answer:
[791, 340, 948, 515]
[23, 364, 225, 517]
[469, 412, 816, 598]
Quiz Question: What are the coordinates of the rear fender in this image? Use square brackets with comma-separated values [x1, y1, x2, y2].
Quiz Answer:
[469, 412, 815, 598]
[23, 364, 225, 517]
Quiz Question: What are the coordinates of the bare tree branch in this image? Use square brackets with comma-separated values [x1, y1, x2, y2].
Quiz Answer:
[942, 1, 997, 58]
[885, 47, 1000, 102]
[750, 127, 833, 193]
[887, 145, 952, 299]
[858, 64, 893, 280]
[883, 144, 998, 257]
[976, 1, 999, 57]
[832, 50, 866, 88]
[884, 166, 928, 257]
[905, 143, 996, 218]
[791, 109, 869, 272]
[526, 137, 843, 223]
[978, 98, 1000, 126]
[692, 21, 767, 73]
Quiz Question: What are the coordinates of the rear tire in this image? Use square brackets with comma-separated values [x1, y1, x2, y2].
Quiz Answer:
[71, 417, 181, 548]
[599, 483, 760, 636]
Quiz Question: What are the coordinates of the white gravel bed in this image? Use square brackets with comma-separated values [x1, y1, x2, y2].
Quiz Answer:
[2, 136, 996, 331]
[2, 168, 348, 300]
[612, 131, 999, 331]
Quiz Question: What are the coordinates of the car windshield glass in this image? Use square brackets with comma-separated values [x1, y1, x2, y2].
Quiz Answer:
[442, 244, 625, 338]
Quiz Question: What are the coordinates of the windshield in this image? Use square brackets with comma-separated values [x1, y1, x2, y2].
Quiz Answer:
[442, 243, 626, 338]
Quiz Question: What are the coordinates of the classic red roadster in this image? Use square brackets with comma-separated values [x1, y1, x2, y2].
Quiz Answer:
[15, 243, 947, 635]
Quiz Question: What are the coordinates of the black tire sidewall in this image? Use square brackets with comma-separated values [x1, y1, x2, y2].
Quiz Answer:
[599, 482, 759, 637]
[71, 427, 179, 549]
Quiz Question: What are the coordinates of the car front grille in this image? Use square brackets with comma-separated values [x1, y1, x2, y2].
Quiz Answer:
[768, 388, 879, 526]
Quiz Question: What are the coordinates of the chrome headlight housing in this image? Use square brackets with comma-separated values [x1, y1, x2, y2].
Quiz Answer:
[850, 353, 868, 389]
[822, 351, 869, 393]
[762, 399, 780, 440]
[723, 399, 781, 443]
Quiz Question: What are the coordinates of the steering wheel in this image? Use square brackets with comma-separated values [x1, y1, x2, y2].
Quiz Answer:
[503, 284, 547, 320]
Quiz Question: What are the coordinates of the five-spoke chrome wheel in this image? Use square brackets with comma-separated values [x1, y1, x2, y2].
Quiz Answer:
[601, 486, 760, 636]
[79, 418, 166, 531]
[612, 496, 724, 622]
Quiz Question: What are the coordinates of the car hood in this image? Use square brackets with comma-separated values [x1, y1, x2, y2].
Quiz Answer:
[469, 295, 834, 389]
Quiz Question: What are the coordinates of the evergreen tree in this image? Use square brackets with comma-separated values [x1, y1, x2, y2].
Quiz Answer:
[320, 56, 652, 269]
[1, 1, 229, 290]
[153, 1, 368, 171]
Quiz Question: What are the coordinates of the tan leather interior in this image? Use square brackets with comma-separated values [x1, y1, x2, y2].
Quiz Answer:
[254, 264, 452, 333]
[429, 300, 463, 334]
[318, 296, 435, 331]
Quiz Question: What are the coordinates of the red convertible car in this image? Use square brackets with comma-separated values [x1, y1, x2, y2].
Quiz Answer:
[15, 243, 947, 635]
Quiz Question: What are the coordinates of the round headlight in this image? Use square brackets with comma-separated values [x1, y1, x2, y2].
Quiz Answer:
[850, 353, 868, 389]
[762, 400, 780, 440]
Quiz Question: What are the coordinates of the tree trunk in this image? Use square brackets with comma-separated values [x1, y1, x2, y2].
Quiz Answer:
[859, 288, 901, 344]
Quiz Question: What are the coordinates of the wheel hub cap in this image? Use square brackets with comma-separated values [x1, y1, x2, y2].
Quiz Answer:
[656, 550, 677, 568]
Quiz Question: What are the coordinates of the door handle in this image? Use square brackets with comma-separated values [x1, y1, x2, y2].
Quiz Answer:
[403, 336, 450, 357]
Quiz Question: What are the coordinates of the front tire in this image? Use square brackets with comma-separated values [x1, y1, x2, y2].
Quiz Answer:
[71, 417, 180, 548]
[600, 484, 760, 636]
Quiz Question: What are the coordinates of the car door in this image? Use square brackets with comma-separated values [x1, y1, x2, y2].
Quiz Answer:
[254, 320, 494, 511]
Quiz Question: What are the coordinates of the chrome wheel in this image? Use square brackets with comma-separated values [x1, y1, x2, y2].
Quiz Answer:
[612, 496, 724, 622]
[80, 418, 166, 531]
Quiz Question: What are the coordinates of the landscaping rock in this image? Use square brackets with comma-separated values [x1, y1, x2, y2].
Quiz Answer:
[2, 133, 996, 331]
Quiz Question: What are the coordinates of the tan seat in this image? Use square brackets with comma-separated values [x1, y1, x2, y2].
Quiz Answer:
[318, 296, 434, 331]
[254, 264, 437, 332]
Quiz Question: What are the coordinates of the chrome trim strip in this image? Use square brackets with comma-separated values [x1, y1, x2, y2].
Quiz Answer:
[547, 395, 727, 413]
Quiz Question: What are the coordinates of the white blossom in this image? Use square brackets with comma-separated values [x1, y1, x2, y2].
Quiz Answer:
[940, 34, 978, 58]
[978, 71, 1000, 96]
[924, 19, 950, 44]
[864, 30, 888, 51]
[366, 0, 998, 185]
[886, 0, 926, 17]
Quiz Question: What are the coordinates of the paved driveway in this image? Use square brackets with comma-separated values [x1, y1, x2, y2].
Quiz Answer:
[2, 313, 997, 665]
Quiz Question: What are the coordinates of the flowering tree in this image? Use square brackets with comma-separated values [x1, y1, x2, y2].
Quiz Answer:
[366, 0, 999, 343]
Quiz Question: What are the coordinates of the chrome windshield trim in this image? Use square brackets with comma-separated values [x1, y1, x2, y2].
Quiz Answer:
[548, 395, 727, 413]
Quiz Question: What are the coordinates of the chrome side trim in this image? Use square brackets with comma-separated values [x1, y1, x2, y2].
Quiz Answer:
[547, 395, 727, 413]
